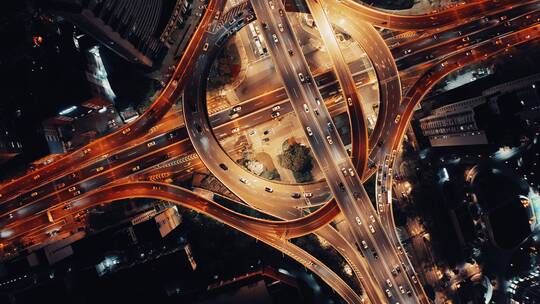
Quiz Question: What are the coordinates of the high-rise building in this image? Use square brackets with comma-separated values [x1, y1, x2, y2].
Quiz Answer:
[419, 96, 487, 147]
[41, 0, 178, 67]
[417, 73, 540, 148]
[0, 120, 23, 166]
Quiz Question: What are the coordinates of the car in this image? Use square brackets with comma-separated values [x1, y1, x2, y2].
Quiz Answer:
[353, 192, 361, 199]
[369, 225, 375, 233]
[95, 166, 104, 172]
[399, 286, 405, 294]
[278, 23, 284, 32]
[411, 275, 418, 284]
[338, 182, 345, 191]
[68, 186, 77, 192]
[232, 105, 242, 112]
[131, 165, 140, 172]
[279, 8, 284, 16]
[394, 114, 401, 123]
[341, 167, 347, 176]
[63, 203, 72, 210]
[315, 98, 321, 105]
[355, 216, 362, 225]
[272, 33, 278, 43]
[303, 192, 313, 198]
[31, 192, 38, 197]
[407, 290, 413, 297]
[56, 183, 66, 189]
[291, 193, 301, 199]
[303, 104, 309, 112]
[272, 105, 281, 111]
[219, 163, 228, 170]
[262, 138, 270, 142]
[83, 148, 92, 154]
[298, 73, 305, 82]
[347, 97, 352, 106]
[385, 289, 393, 298]
[262, 22, 269, 29]
[249, 129, 256, 136]
[240, 177, 248, 184]
[271, 111, 280, 119]
[403, 49, 412, 55]
[348, 168, 355, 176]
[288, 49, 294, 56]
[306, 126, 313, 136]
[314, 109, 319, 116]
[122, 127, 131, 135]
[369, 215, 375, 223]
[268, 0, 275, 9]
[386, 279, 393, 287]
[326, 135, 333, 144]
[203, 43, 209, 51]
[265, 187, 273, 193]
[231, 127, 240, 133]
[326, 122, 334, 131]
[361, 240, 368, 249]
[147, 141, 156, 147]
[372, 250, 379, 259]
[462, 36, 470, 42]
[72, 190, 81, 196]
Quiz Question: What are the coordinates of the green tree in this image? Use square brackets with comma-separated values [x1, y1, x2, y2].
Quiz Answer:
[278, 143, 313, 173]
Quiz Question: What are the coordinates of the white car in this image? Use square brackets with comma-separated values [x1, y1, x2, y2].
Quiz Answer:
[231, 127, 240, 133]
[269, 0, 275, 9]
[232, 105, 242, 112]
[369, 225, 375, 233]
[348, 168, 355, 176]
[303, 192, 313, 198]
[326, 135, 333, 145]
[361, 240, 368, 249]
[399, 285, 406, 294]
[272, 105, 281, 111]
[355, 216, 362, 225]
[369, 215, 376, 223]
[306, 126, 313, 136]
[341, 167, 347, 176]
[394, 114, 401, 123]
[278, 23, 284, 32]
[385, 289, 393, 298]
[303, 104, 309, 112]
[298, 73, 305, 82]
[240, 177, 248, 184]
[347, 97, 352, 106]
[386, 279, 393, 287]
[147, 141, 156, 147]
[272, 33, 278, 43]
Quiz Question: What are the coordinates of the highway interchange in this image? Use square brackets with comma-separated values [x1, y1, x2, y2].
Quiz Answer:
[2, 0, 540, 302]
